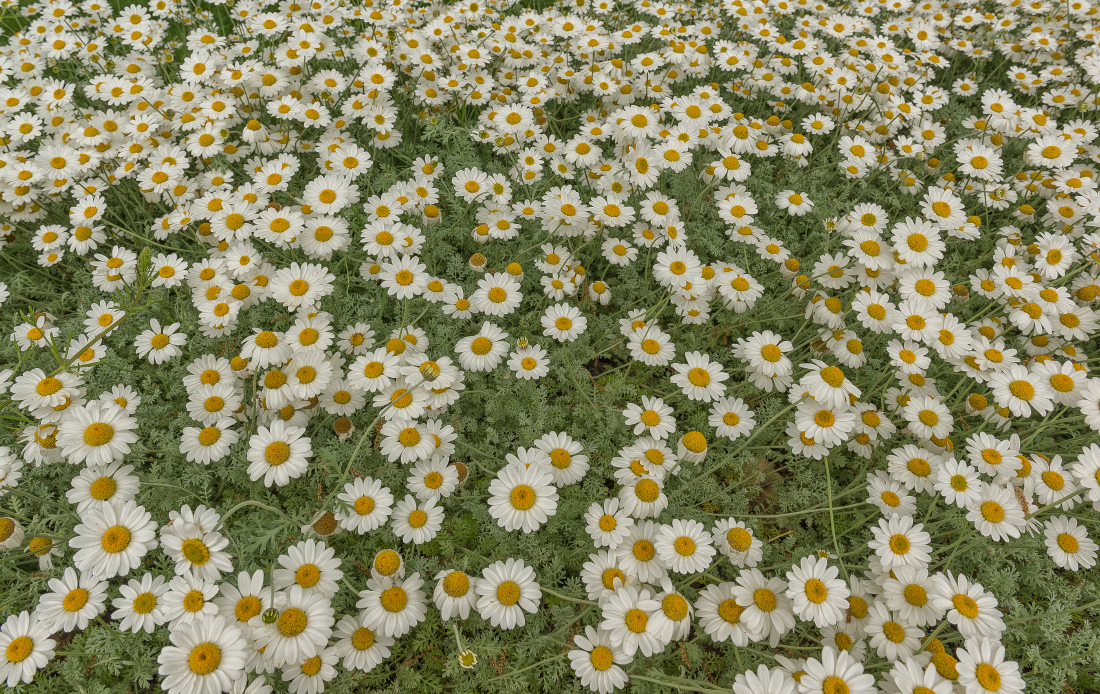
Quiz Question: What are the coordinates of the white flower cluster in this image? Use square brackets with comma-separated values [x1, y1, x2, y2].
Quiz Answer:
[0, 0, 1100, 691]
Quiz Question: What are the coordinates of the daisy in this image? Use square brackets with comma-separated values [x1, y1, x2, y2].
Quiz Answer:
[0, 611, 54, 687]
[655, 519, 715, 574]
[70, 499, 158, 580]
[391, 495, 444, 545]
[775, 190, 814, 215]
[249, 585, 335, 667]
[35, 567, 108, 633]
[332, 613, 393, 673]
[866, 470, 918, 518]
[785, 556, 850, 629]
[161, 571, 220, 628]
[568, 626, 630, 694]
[408, 456, 459, 502]
[956, 639, 1027, 694]
[584, 499, 635, 549]
[433, 569, 477, 621]
[66, 462, 138, 514]
[157, 615, 248, 694]
[935, 457, 982, 508]
[616, 521, 669, 584]
[988, 365, 1055, 418]
[599, 584, 662, 657]
[930, 571, 1005, 642]
[1044, 515, 1098, 571]
[454, 322, 509, 372]
[712, 519, 763, 567]
[112, 573, 168, 634]
[179, 418, 240, 465]
[213, 570, 268, 634]
[57, 401, 139, 466]
[619, 476, 668, 519]
[282, 648, 338, 694]
[733, 665, 798, 694]
[628, 327, 677, 366]
[882, 566, 944, 627]
[379, 419, 434, 464]
[670, 351, 729, 402]
[379, 255, 429, 300]
[696, 581, 758, 646]
[732, 569, 796, 647]
[470, 272, 523, 317]
[967, 482, 1026, 542]
[868, 516, 932, 571]
[508, 343, 550, 380]
[866, 601, 923, 661]
[623, 396, 677, 439]
[246, 420, 311, 488]
[161, 521, 234, 582]
[799, 360, 861, 409]
[709, 397, 756, 441]
[269, 262, 335, 312]
[475, 558, 541, 630]
[274, 540, 343, 599]
[542, 303, 587, 342]
[800, 647, 876, 694]
[487, 461, 558, 533]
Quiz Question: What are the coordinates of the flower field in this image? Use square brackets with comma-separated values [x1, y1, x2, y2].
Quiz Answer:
[1, 0, 1100, 692]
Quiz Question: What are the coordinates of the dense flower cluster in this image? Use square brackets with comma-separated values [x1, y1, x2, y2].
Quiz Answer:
[1, 0, 1100, 691]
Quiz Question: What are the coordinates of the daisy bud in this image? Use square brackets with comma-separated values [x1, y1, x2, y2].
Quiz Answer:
[419, 361, 441, 382]
[262, 607, 279, 624]
[458, 649, 477, 669]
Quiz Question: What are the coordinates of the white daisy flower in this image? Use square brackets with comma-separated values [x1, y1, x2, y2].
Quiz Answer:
[335, 477, 394, 534]
[487, 461, 558, 533]
[391, 494, 444, 545]
[35, 567, 108, 633]
[245, 420, 311, 487]
[70, 499, 158, 580]
[567, 626, 630, 694]
[584, 499, 635, 549]
[332, 613, 393, 673]
[599, 584, 662, 657]
[249, 585, 335, 667]
[111, 573, 168, 634]
[655, 519, 715, 574]
[784, 555, 850, 629]
[712, 519, 764, 567]
[274, 539, 343, 599]
[433, 569, 477, 621]
[157, 615, 249, 694]
[474, 558, 541, 630]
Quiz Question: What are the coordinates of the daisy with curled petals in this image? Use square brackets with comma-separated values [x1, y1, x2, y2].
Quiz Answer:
[475, 558, 541, 630]
[542, 303, 587, 342]
[967, 482, 1026, 542]
[800, 647, 876, 694]
[391, 495, 444, 545]
[433, 569, 477, 621]
[157, 615, 248, 694]
[655, 519, 715, 575]
[784, 556, 850, 629]
[332, 613, 392, 673]
[618, 475, 668, 519]
[930, 571, 1005, 642]
[798, 360, 861, 410]
[112, 573, 168, 634]
[670, 351, 728, 402]
[534, 431, 589, 486]
[454, 322, 509, 372]
[250, 585, 335, 667]
[487, 461, 558, 533]
[732, 569, 796, 648]
[0, 611, 55, 687]
[133, 319, 187, 364]
[35, 567, 107, 633]
[584, 498, 634, 549]
[274, 539, 343, 599]
[246, 420, 311, 487]
[70, 499, 158, 580]
[956, 638, 1027, 694]
[568, 626, 630, 694]
[649, 576, 693, 644]
[868, 516, 932, 571]
[1044, 515, 1098, 571]
[57, 401, 139, 466]
[599, 584, 662, 657]
[622, 396, 676, 439]
[712, 519, 763, 567]
[213, 570, 268, 634]
[179, 418, 240, 465]
[696, 581, 758, 646]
